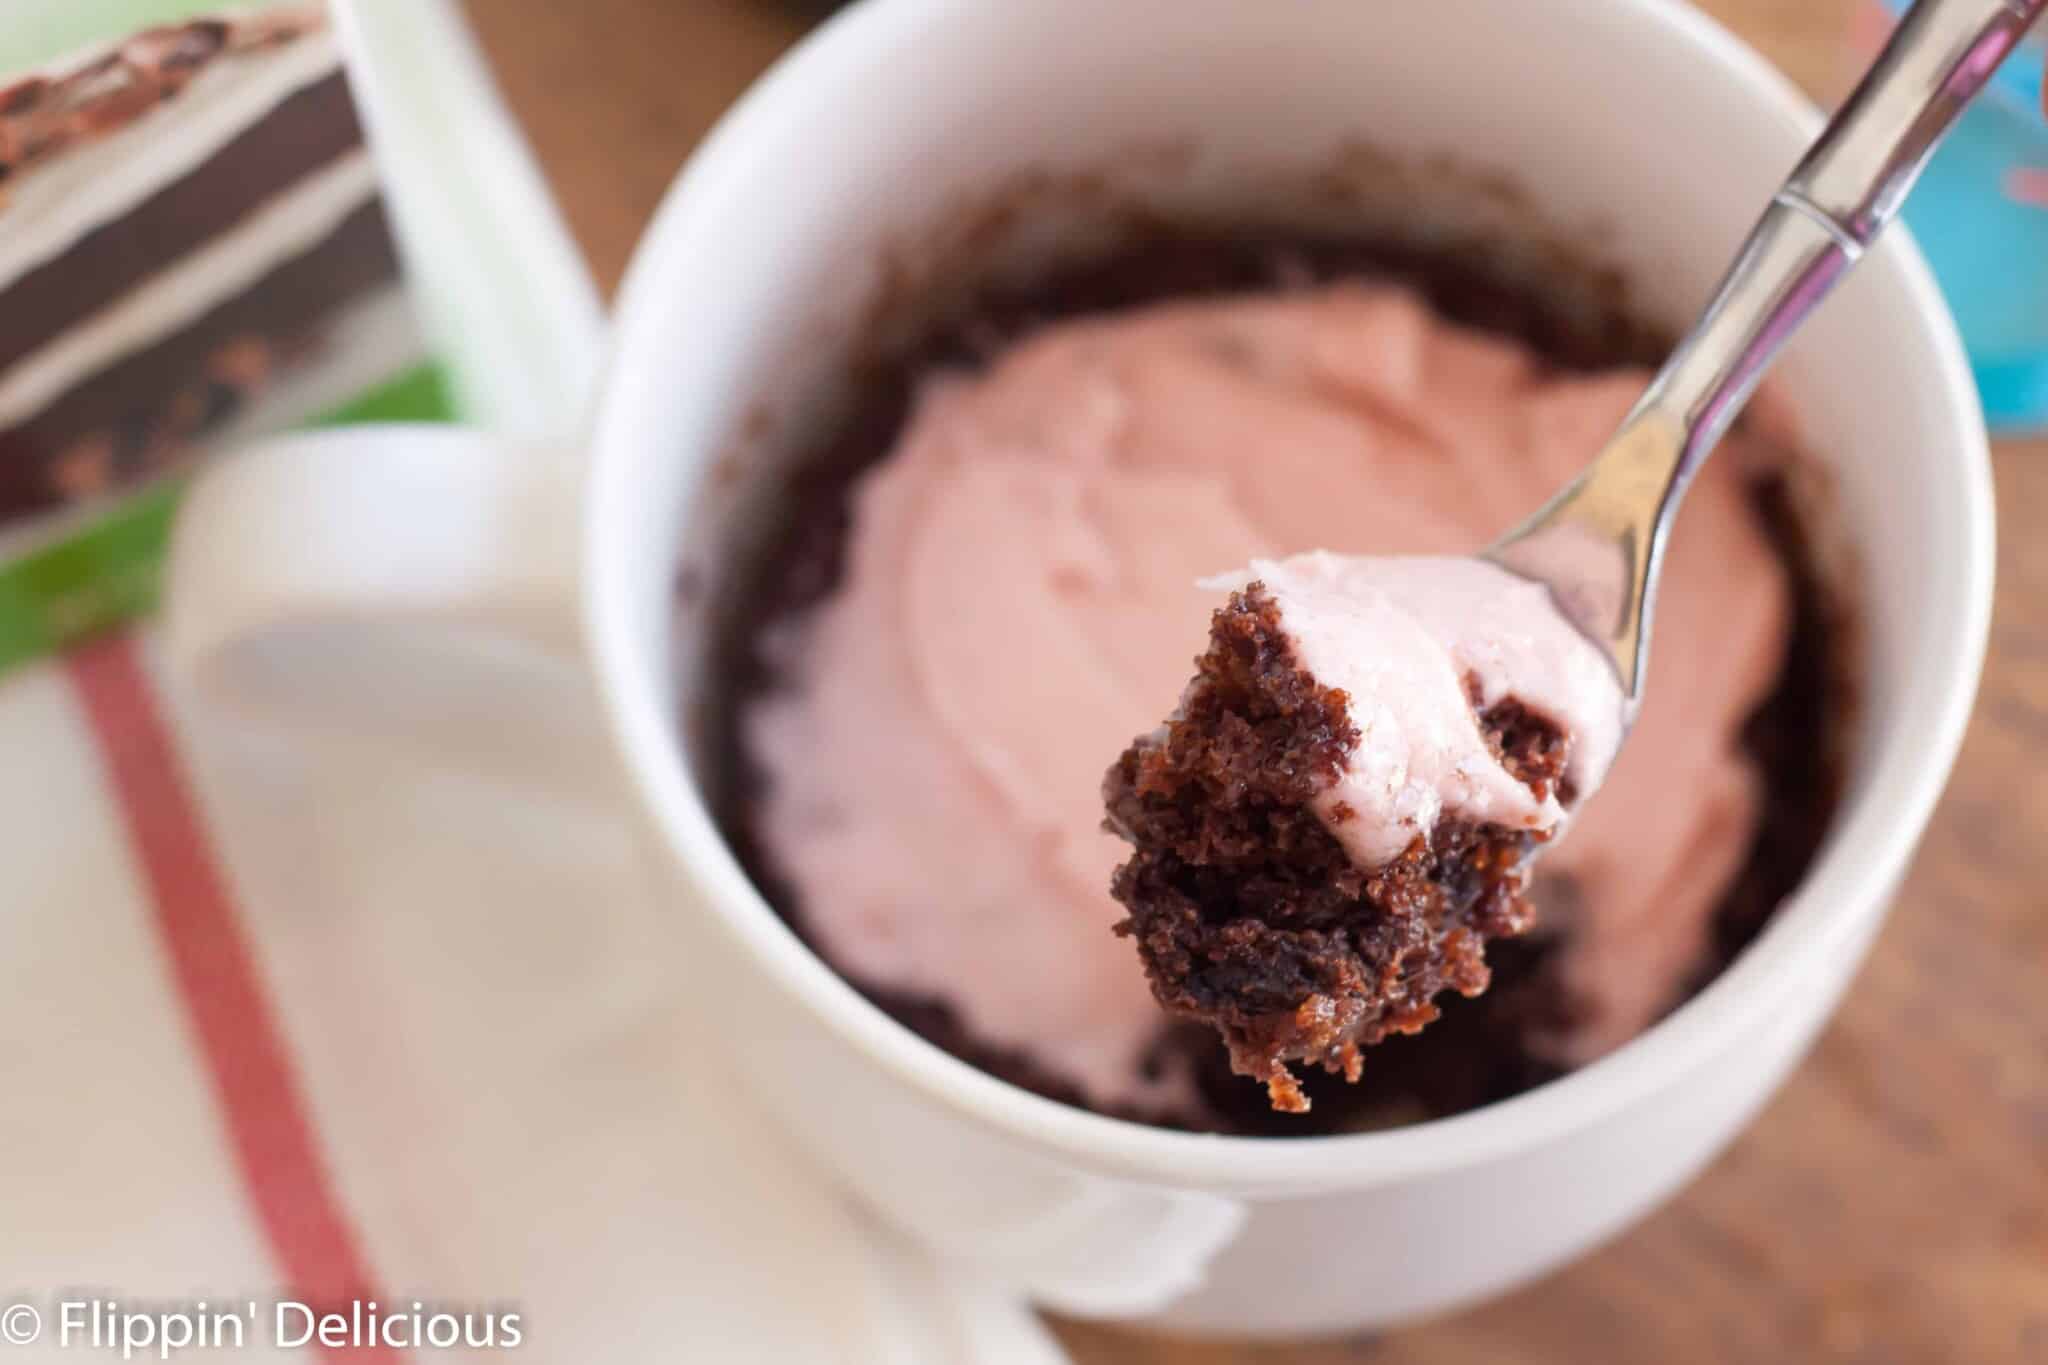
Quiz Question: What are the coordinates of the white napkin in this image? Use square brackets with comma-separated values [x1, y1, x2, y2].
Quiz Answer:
[0, 630, 1069, 1362]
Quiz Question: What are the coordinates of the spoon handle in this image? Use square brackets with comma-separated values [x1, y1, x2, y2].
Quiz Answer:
[1640, 0, 2043, 486]
[1492, 0, 2041, 704]
[1790, 0, 2047, 244]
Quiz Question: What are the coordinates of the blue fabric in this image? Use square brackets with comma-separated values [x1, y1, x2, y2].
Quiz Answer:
[1880, 0, 2048, 429]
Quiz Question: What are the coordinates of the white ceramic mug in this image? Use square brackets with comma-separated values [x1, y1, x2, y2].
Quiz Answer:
[166, 0, 1993, 1337]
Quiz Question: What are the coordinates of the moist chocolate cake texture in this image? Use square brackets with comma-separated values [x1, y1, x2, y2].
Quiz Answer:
[717, 231, 1851, 1136]
[1105, 585, 1564, 1113]
[0, 4, 412, 523]
[1104, 586, 1570, 1114]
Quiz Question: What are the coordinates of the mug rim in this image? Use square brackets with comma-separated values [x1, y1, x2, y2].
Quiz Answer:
[584, 0, 1995, 1193]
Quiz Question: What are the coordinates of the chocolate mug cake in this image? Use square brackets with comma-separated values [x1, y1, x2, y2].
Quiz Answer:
[714, 230, 1851, 1136]
[1103, 552, 1624, 1114]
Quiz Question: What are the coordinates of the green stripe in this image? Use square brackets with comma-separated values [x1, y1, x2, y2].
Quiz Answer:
[0, 362, 457, 678]
[307, 363, 456, 428]
[0, 484, 181, 674]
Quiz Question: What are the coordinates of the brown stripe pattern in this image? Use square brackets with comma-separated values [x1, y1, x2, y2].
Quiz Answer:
[0, 201, 402, 513]
[0, 6, 409, 524]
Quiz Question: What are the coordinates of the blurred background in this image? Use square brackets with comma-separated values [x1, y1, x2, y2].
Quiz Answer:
[440, 1, 2045, 1362]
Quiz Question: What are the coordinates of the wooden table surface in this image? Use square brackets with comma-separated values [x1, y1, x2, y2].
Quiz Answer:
[460, 2, 2048, 1359]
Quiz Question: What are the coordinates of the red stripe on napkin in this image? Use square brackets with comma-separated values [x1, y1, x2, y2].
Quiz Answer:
[67, 635, 409, 1363]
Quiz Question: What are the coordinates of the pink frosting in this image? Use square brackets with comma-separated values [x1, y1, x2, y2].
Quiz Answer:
[746, 284, 1791, 1109]
[1223, 551, 1625, 866]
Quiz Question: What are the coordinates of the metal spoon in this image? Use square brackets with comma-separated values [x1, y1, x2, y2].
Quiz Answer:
[1489, 0, 2041, 716]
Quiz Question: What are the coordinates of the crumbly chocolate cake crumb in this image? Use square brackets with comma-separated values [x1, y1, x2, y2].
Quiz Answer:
[1103, 585, 1566, 1113]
